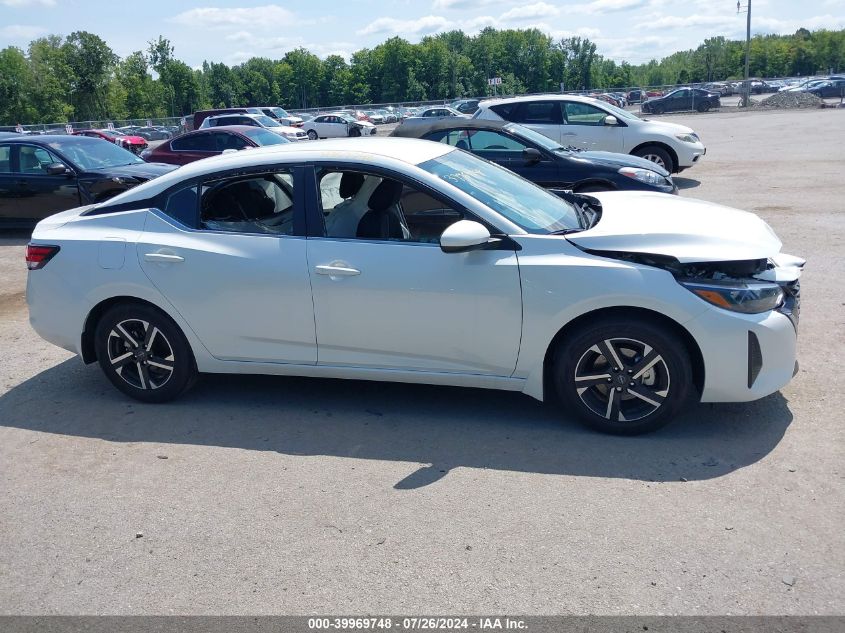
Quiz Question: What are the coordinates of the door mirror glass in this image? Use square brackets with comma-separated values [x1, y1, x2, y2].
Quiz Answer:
[45, 162, 69, 175]
[522, 147, 543, 163]
[603, 115, 618, 126]
[440, 220, 491, 253]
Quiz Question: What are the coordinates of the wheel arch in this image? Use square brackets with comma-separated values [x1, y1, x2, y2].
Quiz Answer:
[572, 179, 617, 193]
[81, 295, 187, 364]
[630, 141, 679, 173]
[540, 306, 704, 402]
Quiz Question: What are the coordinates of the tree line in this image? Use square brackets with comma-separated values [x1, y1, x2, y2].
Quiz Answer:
[1, 27, 843, 125]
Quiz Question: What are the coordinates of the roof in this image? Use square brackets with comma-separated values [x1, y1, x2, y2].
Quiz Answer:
[173, 125, 265, 137]
[390, 119, 510, 138]
[102, 137, 456, 206]
[478, 93, 605, 108]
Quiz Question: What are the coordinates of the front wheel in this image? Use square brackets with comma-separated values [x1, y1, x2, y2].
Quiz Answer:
[94, 303, 197, 403]
[349, 127, 362, 137]
[633, 145, 674, 173]
[697, 101, 711, 112]
[551, 316, 693, 434]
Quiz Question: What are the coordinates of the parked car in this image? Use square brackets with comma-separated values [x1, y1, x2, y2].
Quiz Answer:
[140, 126, 289, 165]
[291, 112, 315, 123]
[25, 137, 803, 435]
[192, 107, 263, 130]
[0, 135, 174, 227]
[259, 106, 304, 127]
[398, 106, 470, 129]
[626, 90, 644, 104]
[73, 129, 148, 155]
[473, 94, 706, 173]
[806, 79, 845, 98]
[302, 113, 377, 139]
[450, 99, 481, 114]
[704, 82, 733, 96]
[132, 126, 173, 141]
[363, 110, 385, 124]
[199, 113, 308, 141]
[641, 88, 721, 114]
[391, 119, 676, 195]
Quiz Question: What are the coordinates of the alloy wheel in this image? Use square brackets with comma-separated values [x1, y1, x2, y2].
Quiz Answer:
[573, 337, 670, 423]
[106, 319, 175, 390]
[642, 153, 667, 169]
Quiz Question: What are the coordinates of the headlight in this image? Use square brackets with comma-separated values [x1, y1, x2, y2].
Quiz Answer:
[680, 280, 783, 313]
[283, 132, 298, 139]
[618, 167, 667, 186]
[675, 133, 699, 143]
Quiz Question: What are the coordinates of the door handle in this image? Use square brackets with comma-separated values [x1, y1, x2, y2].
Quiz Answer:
[562, 132, 577, 137]
[315, 263, 360, 277]
[144, 252, 185, 263]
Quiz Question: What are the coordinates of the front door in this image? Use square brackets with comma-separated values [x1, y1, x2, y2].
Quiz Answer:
[561, 101, 625, 153]
[137, 168, 317, 364]
[306, 165, 523, 376]
[8, 144, 79, 222]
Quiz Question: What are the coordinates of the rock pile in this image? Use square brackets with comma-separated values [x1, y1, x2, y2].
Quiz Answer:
[749, 91, 825, 109]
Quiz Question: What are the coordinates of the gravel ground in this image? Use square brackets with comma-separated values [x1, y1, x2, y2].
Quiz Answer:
[0, 108, 843, 615]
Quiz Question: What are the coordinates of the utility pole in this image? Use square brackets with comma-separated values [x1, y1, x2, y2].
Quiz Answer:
[737, 0, 751, 107]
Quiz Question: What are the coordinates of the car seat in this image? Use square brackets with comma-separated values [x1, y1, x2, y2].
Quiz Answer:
[356, 179, 404, 240]
[339, 172, 365, 199]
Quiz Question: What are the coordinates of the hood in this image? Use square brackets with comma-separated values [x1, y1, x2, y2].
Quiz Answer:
[643, 119, 696, 135]
[565, 191, 782, 263]
[353, 120, 376, 128]
[84, 162, 177, 180]
[572, 150, 670, 176]
[118, 135, 147, 144]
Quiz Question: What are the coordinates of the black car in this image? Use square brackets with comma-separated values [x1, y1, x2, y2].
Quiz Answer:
[641, 88, 721, 114]
[450, 99, 481, 114]
[0, 135, 176, 228]
[391, 119, 676, 195]
[808, 79, 845, 98]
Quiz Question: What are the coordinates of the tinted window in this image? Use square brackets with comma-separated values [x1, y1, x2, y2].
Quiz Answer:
[0, 145, 10, 173]
[163, 186, 199, 227]
[489, 103, 518, 121]
[213, 132, 249, 151]
[200, 172, 295, 235]
[171, 134, 215, 152]
[514, 101, 560, 124]
[563, 102, 608, 126]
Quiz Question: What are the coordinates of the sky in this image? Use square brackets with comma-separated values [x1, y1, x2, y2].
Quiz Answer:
[1, 0, 844, 67]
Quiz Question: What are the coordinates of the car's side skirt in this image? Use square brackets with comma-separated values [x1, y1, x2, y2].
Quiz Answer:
[196, 359, 527, 393]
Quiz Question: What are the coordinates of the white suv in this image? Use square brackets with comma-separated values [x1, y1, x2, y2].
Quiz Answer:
[474, 94, 706, 173]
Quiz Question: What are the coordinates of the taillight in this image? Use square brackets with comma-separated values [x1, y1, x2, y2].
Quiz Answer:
[26, 244, 60, 270]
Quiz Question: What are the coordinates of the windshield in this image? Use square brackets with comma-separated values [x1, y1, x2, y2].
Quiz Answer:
[47, 138, 144, 170]
[270, 107, 290, 118]
[419, 149, 581, 234]
[504, 122, 564, 151]
[240, 128, 289, 145]
[599, 101, 641, 121]
[253, 115, 282, 127]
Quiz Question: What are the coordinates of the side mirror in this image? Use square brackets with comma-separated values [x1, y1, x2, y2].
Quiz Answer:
[522, 147, 543, 164]
[440, 220, 492, 253]
[45, 162, 70, 175]
[603, 115, 618, 126]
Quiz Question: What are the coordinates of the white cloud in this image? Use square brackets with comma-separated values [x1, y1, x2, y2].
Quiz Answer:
[581, 0, 648, 14]
[357, 15, 449, 36]
[461, 15, 499, 32]
[500, 2, 560, 21]
[635, 14, 736, 30]
[170, 5, 295, 29]
[1, 0, 55, 6]
[433, 0, 501, 8]
[0, 24, 48, 39]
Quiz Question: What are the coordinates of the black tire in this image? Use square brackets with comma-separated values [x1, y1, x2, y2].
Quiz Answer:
[94, 302, 197, 403]
[651, 104, 664, 115]
[633, 145, 675, 173]
[349, 127, 362, 137]
[696, 101, 711, 112]
[307, 129, 318, 140]
[551, 315, 693, 435]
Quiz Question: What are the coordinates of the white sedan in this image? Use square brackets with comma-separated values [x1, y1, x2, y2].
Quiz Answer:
[302, 113, 376, 139]
[26, 138, 803, 434]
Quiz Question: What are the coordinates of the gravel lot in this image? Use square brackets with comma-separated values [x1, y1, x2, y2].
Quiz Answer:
[1, 108, 843, 615]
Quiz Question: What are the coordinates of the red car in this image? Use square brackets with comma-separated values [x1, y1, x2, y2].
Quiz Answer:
[140, 125, 289, 165]
[73, 129, 148, 155]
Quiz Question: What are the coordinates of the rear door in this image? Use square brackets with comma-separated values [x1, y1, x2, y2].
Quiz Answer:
[168, 133, 217, 164]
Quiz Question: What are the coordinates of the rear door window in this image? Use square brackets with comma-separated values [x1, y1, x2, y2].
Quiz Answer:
[171, 134, 215, 152]
[511, 101, 562, 125]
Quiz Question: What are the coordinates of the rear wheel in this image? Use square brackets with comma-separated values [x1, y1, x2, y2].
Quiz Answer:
[94, 303, 197, 403]
[552, 316, 693, 435]
[633, 145, 674, 173]
[307, 129, 318, 140]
